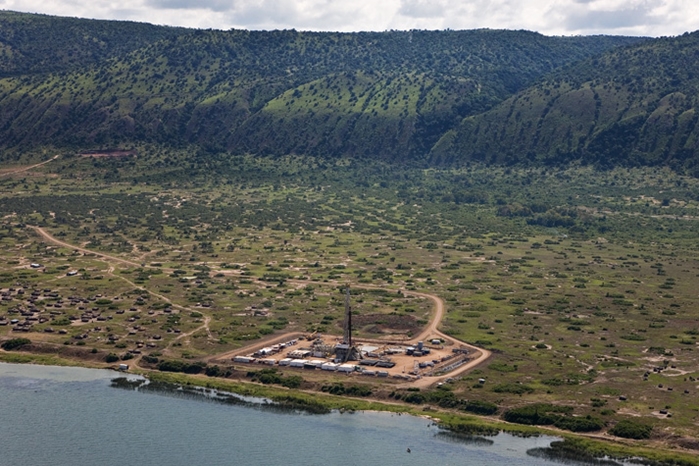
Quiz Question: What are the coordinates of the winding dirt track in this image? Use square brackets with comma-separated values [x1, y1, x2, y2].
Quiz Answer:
[28, 226, 213, 347]
[0, 155, 59, 177]
[28, 225, 491, 387]
[206, 284, 491, 387]
[400, 290, 491, 388]
[29, 226, 142, 268]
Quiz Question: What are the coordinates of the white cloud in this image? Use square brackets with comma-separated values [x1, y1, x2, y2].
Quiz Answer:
[543, 0, 699, 35]
[398, 0, 450, 19]
[0, 0, 697, 35]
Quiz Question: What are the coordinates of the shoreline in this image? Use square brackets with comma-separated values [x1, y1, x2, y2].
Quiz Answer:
[2, 354, 697, 466]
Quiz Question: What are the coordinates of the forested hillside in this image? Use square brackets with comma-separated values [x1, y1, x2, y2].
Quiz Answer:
[0, 12, 643, 160]
[432, 31, 699, 173]
[0, 11, 186, 77]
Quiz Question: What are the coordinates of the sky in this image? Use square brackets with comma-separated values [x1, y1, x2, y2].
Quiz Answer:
[2, 0, 698, 36]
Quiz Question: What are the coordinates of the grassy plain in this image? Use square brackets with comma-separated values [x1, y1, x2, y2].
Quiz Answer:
[2, 148, 699, 462]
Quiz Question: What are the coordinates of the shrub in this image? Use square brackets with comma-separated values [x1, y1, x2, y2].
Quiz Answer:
[321, 383, 372, 397]
[621, 334, 646, 341]
[158, 360, 206, 374]
[403, 393, 426, 404]
[1, 338, 31, 351]
[105, 353, 119, 363]
[609, 420, 652, 439]
[462, 400, 498, 415]
[502, 403, 604, 432]
[52, 317, 71, 326]
[492, 383, 534, 395]
[248, 368, 303, 389]
[489, 362, 517, 372]
[503, 404, 566, 425]
[542, 373, 593, 386]
[554, 415, 605, 432]
[281, 375, 303, 389]
[205, 365, 224, 377]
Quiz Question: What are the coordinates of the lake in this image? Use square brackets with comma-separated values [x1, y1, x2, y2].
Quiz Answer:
[0, 363, 632, 466]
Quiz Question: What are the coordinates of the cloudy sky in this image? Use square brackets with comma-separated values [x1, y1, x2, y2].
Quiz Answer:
[2, 0, 698, 36]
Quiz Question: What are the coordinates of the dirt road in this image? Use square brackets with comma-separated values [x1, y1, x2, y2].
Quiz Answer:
[27, 225, 491, 386]
[209, 283, 491, 387]
[0, 155, 60, 177]
[29, 225, 143, 268]
[206, 331, 305, 363]
[400, 290, 491, 388]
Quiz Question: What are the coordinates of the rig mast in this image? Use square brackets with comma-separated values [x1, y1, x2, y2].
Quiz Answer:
[343, 285, 352, 346]
[335, 285, 360, 362]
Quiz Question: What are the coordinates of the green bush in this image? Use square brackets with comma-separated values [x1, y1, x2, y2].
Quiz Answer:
[205, 365, 224, 377]
[280, 375, 303, 389]
[158, 359, 206, 374]
[105, 353, 119, 363]
[321, 383, 373, 397]
[492, 383, 534, 394]
[488, 362, 517, 372]
[609, 419, 653, 439]
[247, 368, 304, 389]
[1, 338, 31, 351]
[461, 400, 498, 415]
[503, 404, 569, 425]
[503, 403, 604, 432]
[52, 317, 71, 326]
[503, 404, 602, 432]
[402, 392, 426, 404]
[554, 415, 605, 432]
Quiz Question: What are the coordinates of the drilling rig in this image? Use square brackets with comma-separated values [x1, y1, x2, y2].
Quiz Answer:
[334, 285, 361, 362]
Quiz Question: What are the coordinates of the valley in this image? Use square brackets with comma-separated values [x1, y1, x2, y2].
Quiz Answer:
[2, 12, 699, 463]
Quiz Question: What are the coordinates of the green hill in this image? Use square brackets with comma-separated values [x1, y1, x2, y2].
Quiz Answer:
[0, 11, 186, 77]
[0, 12, 643, 160]
[431, 31, 699, 173]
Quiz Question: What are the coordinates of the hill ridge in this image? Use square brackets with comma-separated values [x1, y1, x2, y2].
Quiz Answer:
[0, 11, 644, 161]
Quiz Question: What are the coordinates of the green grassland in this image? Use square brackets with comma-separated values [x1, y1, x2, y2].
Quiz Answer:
[2, 148, 699, 462]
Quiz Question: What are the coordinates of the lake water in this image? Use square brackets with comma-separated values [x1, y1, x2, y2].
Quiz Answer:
[0, 363, 632, 466]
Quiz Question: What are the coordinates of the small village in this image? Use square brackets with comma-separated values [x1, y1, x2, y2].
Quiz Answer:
[0, 282, 176, 354]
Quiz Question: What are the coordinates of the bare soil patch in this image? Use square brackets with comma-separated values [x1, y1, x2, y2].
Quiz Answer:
[79, 149, 137, 158]
[354, 314, 420, 334]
